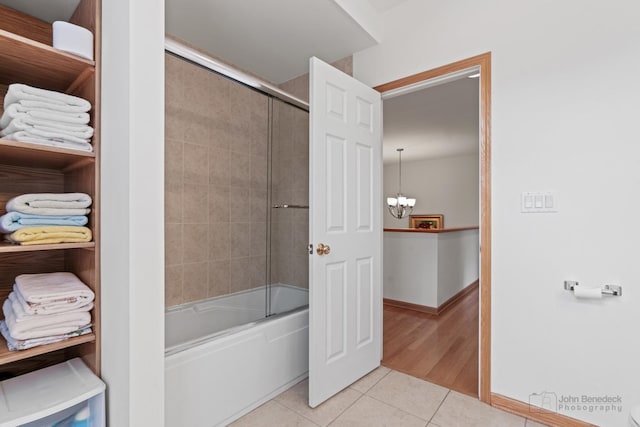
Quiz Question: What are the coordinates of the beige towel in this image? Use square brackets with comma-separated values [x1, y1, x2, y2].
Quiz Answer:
[5, 226, 92, 245]
[9, 291, 93, 322]
[14, 272, 95, 315]
[6, 193, 92, 216]
[0, 320, 92, 351]
[2, 299, 91, 340]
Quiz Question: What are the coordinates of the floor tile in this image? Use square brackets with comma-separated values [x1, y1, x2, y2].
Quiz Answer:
[431, 391, 526, 427]
[275, 379, 362, 426]
[367, 370, 449, 420]
[350, 366, 391, 394]
[230, 401, 319, 427]
[525, 419, 549, 427]
[330, 395, 426, 427]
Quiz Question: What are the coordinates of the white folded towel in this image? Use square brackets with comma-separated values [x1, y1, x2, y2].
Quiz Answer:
[1, 117, 94, 140]
[7, 193, 92, 216]
[14, 272, 95, 315]
[0, 320, 92, 351]
[8, 99, 91, 114]
[8, 292, 93, 322]
[2, 131, 93, 152]
[0, 103, 90, 128]
[4, 84, 91, 113]
[2, 299, 91, 340]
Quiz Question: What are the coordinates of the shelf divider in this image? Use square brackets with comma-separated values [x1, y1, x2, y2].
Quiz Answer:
[0, 139, 95, 170]
[0, 242, 95, 254]
[0, 333, 96, 366]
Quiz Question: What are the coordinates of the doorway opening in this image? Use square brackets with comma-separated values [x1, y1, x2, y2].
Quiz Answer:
[374, 53, 492, 403]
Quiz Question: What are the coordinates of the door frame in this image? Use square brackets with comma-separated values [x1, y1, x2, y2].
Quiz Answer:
[373, 52, 492, 403]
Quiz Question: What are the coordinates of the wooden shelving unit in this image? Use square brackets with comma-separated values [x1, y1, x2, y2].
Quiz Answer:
[0, 139, 95, 171]
[0, 29, 94, 93]
[0, 334, 96, 365]
[0, 242, 95, 253]
[0, 1, 100, 378]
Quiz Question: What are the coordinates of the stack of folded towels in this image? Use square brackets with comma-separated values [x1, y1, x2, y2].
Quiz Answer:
[0, 272, 94, 351]
[0, 193, 92, 245]
[0, 83, 94, 152]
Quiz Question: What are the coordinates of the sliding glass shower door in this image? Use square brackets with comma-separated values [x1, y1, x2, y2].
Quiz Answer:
[267, 98, 310, 315]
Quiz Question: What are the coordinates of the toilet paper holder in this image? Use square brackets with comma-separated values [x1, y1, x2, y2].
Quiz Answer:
[564, 281, 622, 296]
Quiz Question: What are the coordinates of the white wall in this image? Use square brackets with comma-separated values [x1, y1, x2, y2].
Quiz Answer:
[356, 1, 640, 425]
[383, 232, 439, 306]
[383, 230, 478, 307]
[384, 154, 479, 229]
[101, 0, 165, 425]
[437, 230, 479, 305]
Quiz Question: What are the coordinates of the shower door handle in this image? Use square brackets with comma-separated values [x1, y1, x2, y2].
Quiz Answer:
[316, 243, 331, 256]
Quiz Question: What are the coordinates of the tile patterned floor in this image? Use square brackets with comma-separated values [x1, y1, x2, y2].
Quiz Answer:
[231, 367, 548, 427]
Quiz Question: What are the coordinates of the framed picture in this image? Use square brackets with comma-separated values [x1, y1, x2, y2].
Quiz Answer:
[409, 214, 444, 230]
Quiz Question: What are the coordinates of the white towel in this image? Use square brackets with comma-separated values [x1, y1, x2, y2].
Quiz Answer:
[0, 103, 90, 128]
[4, 84, 91, 113]
[0, 320, 92, 351]
[9, 99, 91, 114]
[1, 117, 94, 140]
[2, 299, 91, 340]
[14, 272, 95, 315]
[2, 131, 93, 152]
[8, 292, 93, 322]
[6, 193, 92, 216]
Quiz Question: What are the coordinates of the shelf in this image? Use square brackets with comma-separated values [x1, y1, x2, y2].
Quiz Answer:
[0, 242, 95, 253]
[0, 29, 94, 93]
[0, 333, 95, 366]
[0, 139, 95, 171]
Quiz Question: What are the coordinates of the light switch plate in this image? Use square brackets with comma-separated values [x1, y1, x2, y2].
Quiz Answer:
[521, 191, 557, 213]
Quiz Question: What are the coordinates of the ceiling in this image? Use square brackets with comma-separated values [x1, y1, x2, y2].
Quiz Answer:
[0, 0, 80, 22]
[367, 0, 409, 13]
[4, 0, 476, 163]
[167, 0, 380, 84]
[382, 76, 480, 164]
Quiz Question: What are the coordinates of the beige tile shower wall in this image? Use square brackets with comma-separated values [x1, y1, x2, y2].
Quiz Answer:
[270, 99, 309, 289]
[165, 53, 269, 308]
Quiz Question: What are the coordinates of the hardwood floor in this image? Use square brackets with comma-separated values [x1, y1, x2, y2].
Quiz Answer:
[382, 282, 479, 397]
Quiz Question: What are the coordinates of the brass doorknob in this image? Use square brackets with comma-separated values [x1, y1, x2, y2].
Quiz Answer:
[316, 243, 331, 255]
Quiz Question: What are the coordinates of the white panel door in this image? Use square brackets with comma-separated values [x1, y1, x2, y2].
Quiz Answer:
[308, 57, 382, 407]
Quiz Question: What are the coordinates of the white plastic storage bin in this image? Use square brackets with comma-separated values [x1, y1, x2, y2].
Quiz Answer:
[0, 358, 105, 427]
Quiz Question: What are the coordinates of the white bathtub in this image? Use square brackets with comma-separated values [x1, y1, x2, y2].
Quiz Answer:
[165, 285, 309, 426]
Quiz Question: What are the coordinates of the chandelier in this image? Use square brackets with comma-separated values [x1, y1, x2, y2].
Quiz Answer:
[386, 148, 416, 219]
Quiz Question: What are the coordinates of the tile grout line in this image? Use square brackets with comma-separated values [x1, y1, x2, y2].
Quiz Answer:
[426, 389, 451, 426]
[325, 391, 365, 427]
[322, 367, 394, 425]
[363, 392, 433, 424]
[272, 384, 362, 427]
[295, 368, 394, 427]
[270, 400, 322, 427]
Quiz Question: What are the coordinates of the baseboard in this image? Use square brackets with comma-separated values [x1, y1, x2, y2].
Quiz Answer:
[383, 298, 438, 315]
[491, 393, 597, 427]
[383, 280, 479, 316]
[437, 280, 479, 315]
